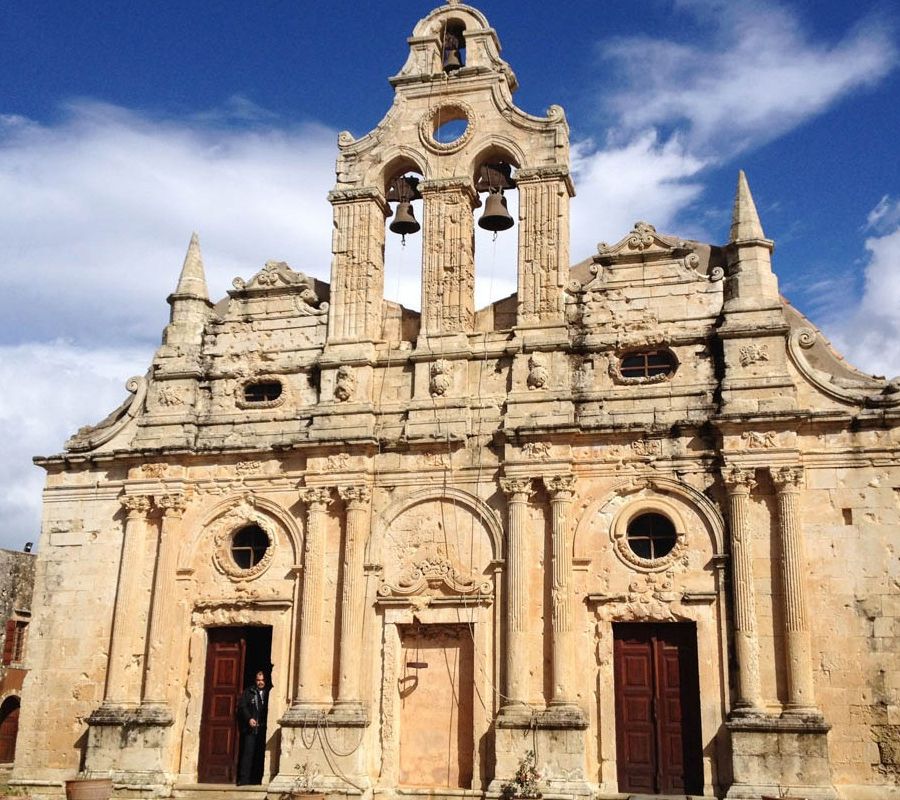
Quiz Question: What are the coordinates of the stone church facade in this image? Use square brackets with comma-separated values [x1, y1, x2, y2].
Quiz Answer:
[12, 3, 900, 799]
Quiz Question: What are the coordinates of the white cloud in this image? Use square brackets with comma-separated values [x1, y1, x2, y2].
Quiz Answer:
[598, 0, 897, 156]
[828, 198, 900, 378]
[0, 341, 153, 550]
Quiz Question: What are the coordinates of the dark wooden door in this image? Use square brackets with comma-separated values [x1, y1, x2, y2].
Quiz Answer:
[613, 622, 702, 795]
[0, 698, 20, 763]
[198, 629, 245, 783]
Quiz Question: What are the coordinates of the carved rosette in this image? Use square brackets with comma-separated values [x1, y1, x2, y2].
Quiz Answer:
[210, 498, 277, 580]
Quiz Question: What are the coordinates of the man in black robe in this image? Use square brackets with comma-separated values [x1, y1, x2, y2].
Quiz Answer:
[236, 671, 268, 785]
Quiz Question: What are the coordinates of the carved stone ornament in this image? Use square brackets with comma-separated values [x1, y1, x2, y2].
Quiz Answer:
[499, 476, 534, 499]
[741, 430, 778, 449]
[66, 375, 147, 453]
[210, 497, 277, 581]
[334, 364, 356, 402]
[632, 439, 662, 458]
[722, 466, 757, 495]
[522, 442, 552, 461]
[140, 463, 167, 479]
[235, 460, 262, 477]
[157, 385, 185, 407]
[739, 342, 770, 367]
[120, 494, 152, 517]
[231, 262, 328, 316]
[596, 571, 681, 622]
[156, 493, 187, 518]
[526, 353, 549, 390]
[419, 451, 450, 468]
[325, 453, 352, 472]
[771, 466, 804, 491]
[626, 221, 658, 251]
[377, 556, 491, 601]
[429, 359, 452, 397]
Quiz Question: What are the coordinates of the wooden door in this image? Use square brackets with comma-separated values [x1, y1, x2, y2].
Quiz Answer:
[399, 625, 474, 788]
[0, 697, 19, 763]
[613, 623, 702, 795]
[198, 629, 245, 783]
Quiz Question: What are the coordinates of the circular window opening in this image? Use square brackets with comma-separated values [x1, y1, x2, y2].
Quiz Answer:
[626, 513, 677, 560]
[619, 349, 677, 379]
[231, 525, 269, 569]
[433, 117, 468, 144]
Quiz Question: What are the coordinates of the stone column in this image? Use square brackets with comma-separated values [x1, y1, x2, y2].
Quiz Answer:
[295, 487, 334, 709]
[723, 466, 763, 713]
[105, 494, 153, 706]
[326, 188, 388, 343]
[515, 168, 572, 327]
[419, 178, 478, 336]
[334, 485, 372, 715]
[544, 474, 579, 711]
[499, 477, 534, 712]
[143, 492, 187, 708]
[771, 466, 818, 714]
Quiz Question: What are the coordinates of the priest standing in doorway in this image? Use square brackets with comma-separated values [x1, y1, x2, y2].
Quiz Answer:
[236, 671, 268, 785]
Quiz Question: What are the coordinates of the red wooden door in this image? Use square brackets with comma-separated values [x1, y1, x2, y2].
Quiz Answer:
[613, 623, 702, 795]
[0, 698, 20, 763]
[198, 629, 245, 783]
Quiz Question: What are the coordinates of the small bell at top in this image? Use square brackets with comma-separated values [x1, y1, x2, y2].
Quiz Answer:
[478, 189, 514, 233]
[443, 48, 462, 72]
[389, 201, 420, 243]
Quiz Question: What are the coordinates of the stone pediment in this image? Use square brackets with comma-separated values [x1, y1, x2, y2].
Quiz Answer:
[229, 260, 328, 313]
[594, 221, 691, 264]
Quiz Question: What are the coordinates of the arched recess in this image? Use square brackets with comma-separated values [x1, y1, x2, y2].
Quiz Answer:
[0, 695, 20, 763]
[382, 151, 427, 321]
[176, 492, 304, 574]
[367, 486, 504, 574]
[572, 476, 726, 564]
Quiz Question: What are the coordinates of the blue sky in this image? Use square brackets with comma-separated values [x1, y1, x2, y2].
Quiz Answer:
[1, 0, 898, 548]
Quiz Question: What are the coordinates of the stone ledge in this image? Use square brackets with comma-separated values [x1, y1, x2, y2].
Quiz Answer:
[727, 712, 830, 734]
[87, 704, 174, 727]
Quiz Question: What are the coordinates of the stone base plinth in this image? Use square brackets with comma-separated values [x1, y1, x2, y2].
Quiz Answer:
[273, 709, 369, 796]
[490, 708, 590, 798]
[726, 714, 837, 799]
[84, 704, 175, 788]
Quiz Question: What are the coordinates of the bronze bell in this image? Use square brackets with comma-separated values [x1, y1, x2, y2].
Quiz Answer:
[443, 49, 462, 72]
[478, 190, 514, 232]
[389, 201, 420, 238]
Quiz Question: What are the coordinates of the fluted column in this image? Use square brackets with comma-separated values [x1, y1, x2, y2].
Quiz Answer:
[335, 485, 372, 712]
[515, 168, 572, 327]
[296, 487, 334, 708]
[771, 466, 818, 714]
[723, 466, 763, 713]
[499, 477, 534, 711]
[544, 474, 578, 709]
[326, 188, 388, 343]
[143, 492, 187, 707]
[105, 494, 153, 706]
[420, 179, 478, 336]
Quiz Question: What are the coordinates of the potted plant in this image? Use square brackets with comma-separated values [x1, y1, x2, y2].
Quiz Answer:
[64, 775, 112, 800]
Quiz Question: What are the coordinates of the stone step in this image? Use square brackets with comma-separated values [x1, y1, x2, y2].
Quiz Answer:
[172, 783, 269, 800]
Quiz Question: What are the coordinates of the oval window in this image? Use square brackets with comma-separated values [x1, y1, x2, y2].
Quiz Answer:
[243, 381, 282, 404]
[433, 118, 468, 144]
[231, 525, 269, 569]
[619, 350, 677, 379]
[626, 513, 677, 560]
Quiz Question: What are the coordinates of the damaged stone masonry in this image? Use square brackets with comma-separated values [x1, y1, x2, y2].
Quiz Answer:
[12, 3, 900, 800]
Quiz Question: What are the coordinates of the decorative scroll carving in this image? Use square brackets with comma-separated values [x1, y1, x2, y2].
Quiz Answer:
[325, 453, 352, 472]
[378, 557, 491, 599]
[334, 365, 356, 402]
[627, 221, 657, 251]
[741, 431, 777, 449]
[522, 442, 551, 461]
[140, 463, 167, 479]
[594, 571, 680, 622]
[157, 385, 185, 407]
[631, 439, 662, 457]
[66, 376, 147, 452]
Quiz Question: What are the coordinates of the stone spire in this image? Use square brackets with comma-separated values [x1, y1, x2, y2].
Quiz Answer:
[164, 232, 213, 346]
[169, 232, 209, 302]
[730, 170, 766, 243]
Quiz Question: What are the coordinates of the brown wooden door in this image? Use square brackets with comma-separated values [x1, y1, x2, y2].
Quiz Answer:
[198, 629, 245, 783]
[0, 697, 20, 763]
[613, 622, 702, 795]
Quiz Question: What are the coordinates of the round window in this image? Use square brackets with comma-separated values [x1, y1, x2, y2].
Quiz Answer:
[231, 525, 269, 569]
[626, 513, 677, 560]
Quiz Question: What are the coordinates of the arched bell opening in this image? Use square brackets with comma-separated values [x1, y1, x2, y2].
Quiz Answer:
[473, 153, 519, 316]
[383, 164, 425, 341]
[441, 19, 466, 73]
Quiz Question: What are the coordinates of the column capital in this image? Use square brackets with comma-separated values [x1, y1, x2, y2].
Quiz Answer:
[500, 476, 535, 500]
[338, 485, 372, 508]
[156, 493, 187, 518]
[299, 486, 334, 509]
[544, 473, 576, 499]
[771, 466, 804, 493]
[722, 466, 757, 495]
[120, 494, 152, 518]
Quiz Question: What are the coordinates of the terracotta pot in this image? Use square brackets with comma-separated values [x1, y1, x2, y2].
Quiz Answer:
[65, 778, 113, 800]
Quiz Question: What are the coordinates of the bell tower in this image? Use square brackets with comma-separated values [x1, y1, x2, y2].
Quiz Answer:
[325, 0, 573, 351]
